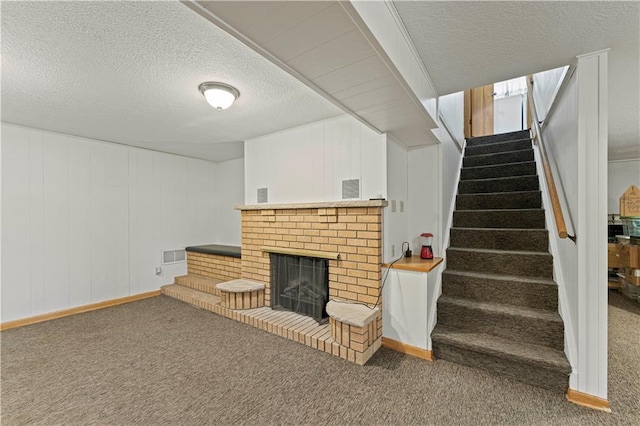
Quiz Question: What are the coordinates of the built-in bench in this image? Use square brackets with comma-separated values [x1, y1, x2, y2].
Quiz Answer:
[185, 244, 241, 282]
[216, 279, 266, 310]
[326, 300, 382, 365]
[185, 244, 241, 258]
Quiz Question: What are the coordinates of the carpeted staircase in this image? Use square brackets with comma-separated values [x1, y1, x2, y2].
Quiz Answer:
[432, 129, 571, 392]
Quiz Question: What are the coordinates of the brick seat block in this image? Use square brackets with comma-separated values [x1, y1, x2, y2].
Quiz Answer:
[326, 300, 382, 365]
[326, 300, 378, 328]
[216, 279, 265, 293]
[216, 279, 265, 310]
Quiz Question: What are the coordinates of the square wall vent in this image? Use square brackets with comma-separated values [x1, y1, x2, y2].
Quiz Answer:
[257, 187, 268, 203]
[162, 249, 186, 265]
[342, 179, 360, 199]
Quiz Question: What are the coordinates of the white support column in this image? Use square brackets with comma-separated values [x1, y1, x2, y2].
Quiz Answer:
[575, 49, 609, 400]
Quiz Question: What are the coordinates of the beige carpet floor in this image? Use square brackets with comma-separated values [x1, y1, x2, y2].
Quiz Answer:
[1, 290, 638, 425]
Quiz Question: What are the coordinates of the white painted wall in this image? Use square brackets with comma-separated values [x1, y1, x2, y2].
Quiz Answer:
[407, 145, 440, 257]
[494, 95, 526, 134]
[535, 50, 609, 400]
[0, 123, 233, 323]
[533, 65, 569, 122]
[608, 160, 640, 214]
[213, 157, 244, 245]
[438, 92, 465, 146]
[537, 68, 580, 390]
[244, 115, 386, 204]
[384, 137, 408, 263]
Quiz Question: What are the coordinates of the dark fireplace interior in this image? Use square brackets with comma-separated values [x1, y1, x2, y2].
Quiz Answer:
[270, 253, 329, 322]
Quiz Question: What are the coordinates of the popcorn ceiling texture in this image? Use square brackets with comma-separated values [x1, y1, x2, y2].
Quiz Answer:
[394, 1, 639, 159]
[1, 1, 341, 162]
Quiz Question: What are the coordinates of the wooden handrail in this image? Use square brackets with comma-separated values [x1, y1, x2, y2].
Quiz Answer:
[527, 77, 576, 243]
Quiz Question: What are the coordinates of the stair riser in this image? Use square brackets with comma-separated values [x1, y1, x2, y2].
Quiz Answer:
[442, 272, 558, 310]
[453, 210, 546, 229]
[446, 249, 553, 279]
[465, 139, 531, 157]
[463, 150, 534, 167]
[456, 192, 541, 210]
[461, 162, 537, 180]
[437, 300, 564, 349]
[432, 342, 568, 391]
[466, 130, 531, 146]
[449, 228, 548, 252]
[459, 176, 538, 194]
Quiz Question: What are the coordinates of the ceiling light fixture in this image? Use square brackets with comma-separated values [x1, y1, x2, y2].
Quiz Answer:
[198, 82, 240, 111]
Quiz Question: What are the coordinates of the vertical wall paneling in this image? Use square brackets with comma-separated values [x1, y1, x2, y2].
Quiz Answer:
[68, 138, 92, 306]
[90, 143, 108, 303]
[173, 156, 189, 249]
[384, 138, 408, 263]
[28, 130, 45, 315]
[213, 158, 244, 246]
[131, 149, 158, 293]
[43, 133, 70, 312]
[128, 149, 139, 295]
[1, 124, 237, 323]
[105, 145, 130, 299]
[244, 114, 386, 204]
[1, 126, 32, 320]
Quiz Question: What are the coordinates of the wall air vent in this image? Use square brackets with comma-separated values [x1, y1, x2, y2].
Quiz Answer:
[162, 249, 186, 265]
[342, 179, 360, 199]
[257, 187, 268, 203]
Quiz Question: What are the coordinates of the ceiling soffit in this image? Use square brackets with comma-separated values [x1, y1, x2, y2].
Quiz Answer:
[184, 0, 439, 147]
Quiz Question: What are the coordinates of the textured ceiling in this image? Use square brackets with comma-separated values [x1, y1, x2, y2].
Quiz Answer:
[394, 1, 640, 160]
[1, 1, 342, 162]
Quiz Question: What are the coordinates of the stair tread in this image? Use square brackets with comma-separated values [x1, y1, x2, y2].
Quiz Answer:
[457, 190, 541, 197]
[443, 269, 556, 286]
[464, 147, 532, 159]
[454, 208, 544, 213]
[162, 284, 222, 304]
[451, 227, 547, 232]
[433, 325, 570, 372]
[458, 174, 537, 184]
[462, 160, 535, 171]
[467, 130, 530, 144]
[439, 295, 562, 323]
[448, 246, 552, 256]
[465, 137, 531, 150]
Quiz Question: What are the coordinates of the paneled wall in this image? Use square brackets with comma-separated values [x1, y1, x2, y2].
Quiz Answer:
[608, 159, 640, 214]
[244, 115, 387, 204]
[384, 137, 408, 263]
[1, 123, 225, 322]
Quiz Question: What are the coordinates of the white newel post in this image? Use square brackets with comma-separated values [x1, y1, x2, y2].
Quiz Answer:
[575, 49, 609, 400]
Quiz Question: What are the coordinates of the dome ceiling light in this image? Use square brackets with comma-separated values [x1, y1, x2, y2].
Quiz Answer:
[198, 82, 240, 111]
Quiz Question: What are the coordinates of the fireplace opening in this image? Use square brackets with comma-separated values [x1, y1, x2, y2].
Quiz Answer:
[270, 253, 329, 322]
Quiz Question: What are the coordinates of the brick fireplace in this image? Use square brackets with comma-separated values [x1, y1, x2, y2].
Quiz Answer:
[235, 201, 387, 364]
[237, 201, 386, 308]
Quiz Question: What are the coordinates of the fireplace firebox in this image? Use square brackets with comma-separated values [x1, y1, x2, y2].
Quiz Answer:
[270, 253, 329, 322]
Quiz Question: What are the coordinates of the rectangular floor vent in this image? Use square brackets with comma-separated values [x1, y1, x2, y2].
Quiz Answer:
[342, 179, 360, 199]
[257, 187, 268, 203]
[162, 249, 186, 265]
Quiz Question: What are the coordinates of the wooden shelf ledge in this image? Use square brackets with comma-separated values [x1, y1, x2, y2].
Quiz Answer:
[381, 256, 443, 273]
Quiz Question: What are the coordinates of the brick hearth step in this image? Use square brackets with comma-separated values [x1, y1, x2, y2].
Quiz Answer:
[161, 284, 221, 311]
[175, 274, 224, 296]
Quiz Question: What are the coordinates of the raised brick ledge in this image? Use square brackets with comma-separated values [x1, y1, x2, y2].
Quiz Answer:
[236, 200, 388, 211]
[216, 279, 265, 293]
[326, 300, 379, 328]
